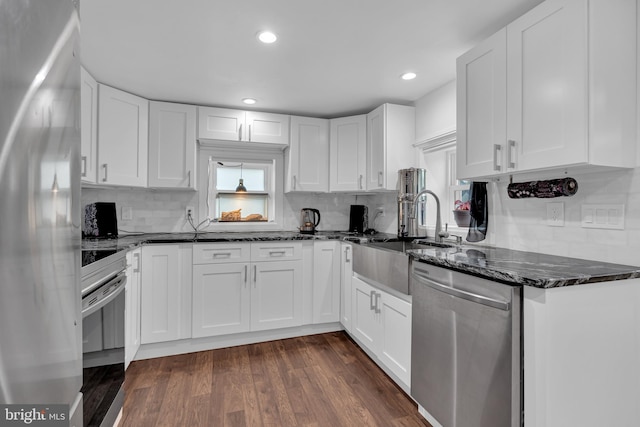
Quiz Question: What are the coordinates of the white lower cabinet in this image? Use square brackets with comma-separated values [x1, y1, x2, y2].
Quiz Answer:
[351, 275, 412, 387]
[192, 242, 303, 338]
[140, 244, 192, 344]
[312, 241, 341, 324]
[125, 248, 141, 368]
[340, 243, 353, 332]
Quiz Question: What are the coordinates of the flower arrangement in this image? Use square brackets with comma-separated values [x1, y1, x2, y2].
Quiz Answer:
[454, 199, 470, 211]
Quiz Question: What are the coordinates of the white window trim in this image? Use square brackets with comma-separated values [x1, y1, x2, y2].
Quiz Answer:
[197, 145, 285, 232]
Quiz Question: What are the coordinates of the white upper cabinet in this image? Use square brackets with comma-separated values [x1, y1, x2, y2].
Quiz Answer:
[456, 30, 507, 178]
[148, 101, 197, 190]
[97, 84, 149, 187]
[366, 104, 416, 191]
[286, 116, 329, 192]
[329, 115, 367, 192]
[197, 106, 290, 146]
[80, 67, 98, 184]
[457, 0, 637, 181]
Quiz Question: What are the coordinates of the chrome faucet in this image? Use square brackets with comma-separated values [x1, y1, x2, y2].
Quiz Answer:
[412, 189, 448, 242]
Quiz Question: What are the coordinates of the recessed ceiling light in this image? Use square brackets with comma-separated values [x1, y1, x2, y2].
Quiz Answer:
[401, 72, 417, 80]
[242, 98, 257, 105]
[257, 31, 277, 44]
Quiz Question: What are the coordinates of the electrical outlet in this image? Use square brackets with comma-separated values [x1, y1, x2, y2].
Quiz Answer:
[185, 206, 194, 219]
[121, 206, 133, 221]
[546, 202, 564, 226]
[377, 206, 385, 217]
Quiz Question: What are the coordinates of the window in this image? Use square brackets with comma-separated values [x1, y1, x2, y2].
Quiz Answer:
[447, 150, 471, 227]
[207, 159, 275, 222]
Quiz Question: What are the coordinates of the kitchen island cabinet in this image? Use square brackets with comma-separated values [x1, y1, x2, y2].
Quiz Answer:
[97, 84, 149, 187]
[457, 0, 636, 181]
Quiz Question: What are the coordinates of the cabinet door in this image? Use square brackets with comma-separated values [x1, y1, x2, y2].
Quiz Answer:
[125, 248, 141, 369]
[456, 29, 507, 179]
[340, 243, 353, 331]
[312, 241, 340, 324]
[287, 116, 329, 192]
[197, 106, 245, 141]
[140, 245, 181, 344]
[97, 84, 148, 187]
[246, 111, 290, 145]
[192, 263, 250, 337]
[251, 260, 302, 331]
[366, 105, 385, 191]
[379, 292, 412, 387]
[351, 276, 379, 352]
[80, 67, 98, 184]
[148, 101, 197, 189]
[506, 0, 587, 172]
[329, 115, 366, 192]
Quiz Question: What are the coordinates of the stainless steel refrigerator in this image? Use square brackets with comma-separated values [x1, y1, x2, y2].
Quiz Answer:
[0, 0, 82, 425]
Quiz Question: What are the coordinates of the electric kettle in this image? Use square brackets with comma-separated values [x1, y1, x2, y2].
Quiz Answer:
[299, 208, 321, 234]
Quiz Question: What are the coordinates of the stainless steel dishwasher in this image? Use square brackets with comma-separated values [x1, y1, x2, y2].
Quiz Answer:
[410, 260, 522, 427]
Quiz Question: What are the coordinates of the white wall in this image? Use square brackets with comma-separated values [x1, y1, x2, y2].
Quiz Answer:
[415, 80, 456, 143]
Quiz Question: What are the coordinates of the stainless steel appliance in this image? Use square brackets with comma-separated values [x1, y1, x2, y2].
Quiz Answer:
[397, 168, 427, 239]
[0, 0, 82, 424]
[81, 249, 127, 427]
[299, 208, 321, 234]
[410, 260, 522, 427]
[348, 205, 368, 233]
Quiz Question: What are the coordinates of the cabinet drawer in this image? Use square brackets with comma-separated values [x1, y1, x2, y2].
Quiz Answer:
[193, 243, 250, 264]
[250, 242, 302, 261]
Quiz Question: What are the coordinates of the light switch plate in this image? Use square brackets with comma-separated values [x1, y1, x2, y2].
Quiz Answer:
[122, 206, 133, 221]
[546, 202, 564, 226]
[581, 204, 625, 229]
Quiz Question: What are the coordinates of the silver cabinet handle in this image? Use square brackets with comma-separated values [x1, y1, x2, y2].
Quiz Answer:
[269, 250, 286, 257]
[370, 290, 376, 311]
[293, 175, 297, 190]
[102, 164, 108, 182]
[253, 265, 257, 286]
[187, 170, 191, 187]
[374, 292, 381, 314]
[239, 124, 243, 141]
[378, 171, 383, 187]
[244, 265, 248, 284]
[213, 252, 232, 258]
[493, 144, 502, 172]
[359, 174, 363, 190]
[248, 124, 252, 141]
[413, 270, 510, 311]
[345, 246, 351, 263]
[81, 156, 87, 177]
[508, 140, 516, 169]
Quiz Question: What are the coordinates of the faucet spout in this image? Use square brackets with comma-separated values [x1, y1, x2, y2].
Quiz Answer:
[412, 189, 444, 242]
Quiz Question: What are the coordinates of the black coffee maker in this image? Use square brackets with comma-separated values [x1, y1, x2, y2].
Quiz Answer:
[348, 205, 368, 234]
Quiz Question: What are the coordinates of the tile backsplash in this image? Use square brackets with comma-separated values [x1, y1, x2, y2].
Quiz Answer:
[81, 187, 398, 234]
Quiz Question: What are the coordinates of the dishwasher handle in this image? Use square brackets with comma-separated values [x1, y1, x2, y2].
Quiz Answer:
[413, 270, 510, 311]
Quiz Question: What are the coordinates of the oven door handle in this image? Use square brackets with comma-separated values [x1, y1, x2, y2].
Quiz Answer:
[82, 272, 127, 318]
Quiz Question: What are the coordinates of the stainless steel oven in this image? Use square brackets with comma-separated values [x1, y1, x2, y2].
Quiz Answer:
[81, 249, 127, 427]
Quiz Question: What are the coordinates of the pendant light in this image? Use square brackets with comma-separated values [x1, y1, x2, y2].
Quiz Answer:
[235, 163, 247, 192]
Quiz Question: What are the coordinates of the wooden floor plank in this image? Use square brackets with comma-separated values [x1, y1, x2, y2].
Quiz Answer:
[122, 332, 430, 427]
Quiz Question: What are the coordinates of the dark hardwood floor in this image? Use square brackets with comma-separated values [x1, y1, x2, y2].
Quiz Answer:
[122, 332, 431, 427]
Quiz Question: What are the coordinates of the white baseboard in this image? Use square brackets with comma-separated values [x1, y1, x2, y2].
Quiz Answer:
[133, 322, 343, 361]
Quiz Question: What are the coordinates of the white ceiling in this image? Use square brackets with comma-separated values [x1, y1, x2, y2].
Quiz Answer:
[80, 0, 544, 118]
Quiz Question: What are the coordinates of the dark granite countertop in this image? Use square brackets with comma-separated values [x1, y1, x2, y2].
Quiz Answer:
[407, 245, 640, 289]
[82, 231, 640, 289]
